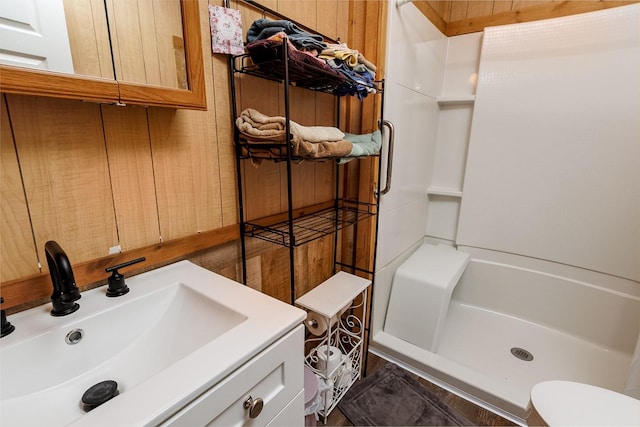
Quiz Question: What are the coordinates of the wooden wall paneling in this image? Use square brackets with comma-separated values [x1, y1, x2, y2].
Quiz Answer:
[361, 2, 383, 133]
[147, 103, 223, 241]
[7, 95, 119, 265]
[419, 0, 640, 36]
[287, 162, 317, 210]
[240, 77, 281, 117]
[288, 85, 316, 124]
[467, 0, 497, 18]
[241, 255, 262, 291]
[261, 0, 279, 10]
[315, 93, 336, 129]
[316, 0, 338, 40]
[147, 16, 223, 242]
[242, 161, 283, 221]
[414, 1, 449, 34]
[1, 226, 239, 311]
[314, 93, 338, 203]
[260, 246, 291, 303]
[314, 93, 337, 127]
[444, 0, 638, 35]
[238, 72, 283, 221]
[450, 0, 470, 21]
[208, 1, 238, 227]
[343, 0, 364, 135]
[277, 0, 317, 27]
[236, 0, 268, 36]
[293, 243, 309, 298]
[345, 0, 385, 275]
[101, 105, 161, 250]
[294, 235, 334, 299]
[282, 87, 317, 210]
[378, 0, 389, 82]
[492, 1, 515, 14]
[511, 0, 553, 10]
[276, 0, 319, 213]
[367, 0, 388, 274]
[300, 0, 338, 206]
[62, 0, 114, 79]
[337, 0, 350, 43]
[0, 96, 39, 282]
[426, 1, 453, 22]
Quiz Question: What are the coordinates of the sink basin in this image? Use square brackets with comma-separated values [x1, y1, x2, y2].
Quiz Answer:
[0, 261, 305, 426]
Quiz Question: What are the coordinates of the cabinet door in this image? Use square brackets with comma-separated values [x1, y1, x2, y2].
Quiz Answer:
[160, 325, 304, 427]
[265, 390, 304, 427]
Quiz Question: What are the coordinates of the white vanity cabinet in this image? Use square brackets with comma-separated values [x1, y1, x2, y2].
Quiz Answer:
[160, 325, 304, 426]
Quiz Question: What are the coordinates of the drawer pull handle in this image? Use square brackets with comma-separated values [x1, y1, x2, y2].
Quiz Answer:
[243, 395, 264, 418]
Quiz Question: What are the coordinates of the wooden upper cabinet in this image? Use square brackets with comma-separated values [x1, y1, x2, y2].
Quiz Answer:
[0, 0, 206, 110]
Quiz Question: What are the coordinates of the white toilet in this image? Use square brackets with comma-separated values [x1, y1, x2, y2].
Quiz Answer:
[526, 381, 640, 426]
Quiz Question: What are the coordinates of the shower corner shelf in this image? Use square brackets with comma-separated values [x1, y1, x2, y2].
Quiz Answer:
[295, 272, 371, 422]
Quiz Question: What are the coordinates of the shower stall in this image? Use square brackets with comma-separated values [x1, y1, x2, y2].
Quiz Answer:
[371, 3, 640, 423]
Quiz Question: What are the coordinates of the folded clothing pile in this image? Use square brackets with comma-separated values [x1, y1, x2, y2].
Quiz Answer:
[320, 43, 377, 99]
[244, 18, 378, 98]
[247, 18, 326, 55]
[245, 35, 346, 90]
[235, 108, 382, 161]
[236, 108, 352, 159]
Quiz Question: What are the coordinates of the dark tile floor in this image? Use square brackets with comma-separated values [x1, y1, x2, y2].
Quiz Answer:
[324, 352, 518, 426]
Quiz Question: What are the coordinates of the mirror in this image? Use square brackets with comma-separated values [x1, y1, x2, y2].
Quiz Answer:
[0, 0, 204, 109]
[106, 0, 188, 89]
[0, 0, 188, 88]
[0, 0, 114, 79]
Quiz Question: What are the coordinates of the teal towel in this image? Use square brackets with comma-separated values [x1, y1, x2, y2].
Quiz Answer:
[341, 129, 382, 162]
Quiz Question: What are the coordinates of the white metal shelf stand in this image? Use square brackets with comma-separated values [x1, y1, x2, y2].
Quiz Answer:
[295, 272, 371, 422]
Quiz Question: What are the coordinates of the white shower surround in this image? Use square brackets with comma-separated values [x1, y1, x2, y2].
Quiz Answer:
[456, 5, 640, 281]
[373, 2, 640, 424]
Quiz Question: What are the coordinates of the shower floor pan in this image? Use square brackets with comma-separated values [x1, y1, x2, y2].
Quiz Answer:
[372, 301, 632, 424]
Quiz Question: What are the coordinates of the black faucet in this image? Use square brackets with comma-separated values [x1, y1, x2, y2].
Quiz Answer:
[1, 297, 15, 337]
[45, 241, 81, 316]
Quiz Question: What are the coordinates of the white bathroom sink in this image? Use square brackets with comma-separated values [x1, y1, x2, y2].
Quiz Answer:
[0, 261, 305, 426]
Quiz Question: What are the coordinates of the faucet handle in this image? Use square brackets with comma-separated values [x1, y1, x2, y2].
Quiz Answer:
[105, 257, 146, 297]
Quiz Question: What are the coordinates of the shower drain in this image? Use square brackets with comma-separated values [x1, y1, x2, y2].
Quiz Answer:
[510, 347, 534, 361]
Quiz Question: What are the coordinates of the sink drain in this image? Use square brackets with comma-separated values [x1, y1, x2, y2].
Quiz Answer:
[510, 347, 534, 361]
[65, 328, 84, 345]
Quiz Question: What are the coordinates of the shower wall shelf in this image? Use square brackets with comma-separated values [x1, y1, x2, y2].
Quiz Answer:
[427, 186, 463, 198]
[427, 93, 475, 242]
[295, 271, 371, 422]
[436, 95, 475, 106]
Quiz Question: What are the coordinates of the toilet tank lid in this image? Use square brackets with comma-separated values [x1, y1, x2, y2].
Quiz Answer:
[530, 381, 640, 426]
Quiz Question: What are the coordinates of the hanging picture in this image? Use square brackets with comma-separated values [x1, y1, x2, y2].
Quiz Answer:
[209, 5, 244, 55]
